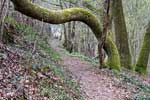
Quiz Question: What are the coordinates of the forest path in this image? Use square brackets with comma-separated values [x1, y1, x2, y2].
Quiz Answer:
[49, 39, 127, 100]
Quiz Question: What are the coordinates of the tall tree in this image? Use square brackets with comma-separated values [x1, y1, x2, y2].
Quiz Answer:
[135, 22, 150, 75]
[112, 0, 132, 68]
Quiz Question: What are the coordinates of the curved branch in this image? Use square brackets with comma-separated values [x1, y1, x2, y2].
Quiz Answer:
[10, 0, 121, 70]
[11, 0, 101, 38]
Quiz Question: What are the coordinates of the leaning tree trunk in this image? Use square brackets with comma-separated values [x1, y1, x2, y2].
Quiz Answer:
[112, 0, 132, 69]
[10, 0, 121, 70]
[135, 22, 150, 75]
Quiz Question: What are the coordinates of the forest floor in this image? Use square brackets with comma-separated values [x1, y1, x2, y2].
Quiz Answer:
[0, 17, 83, 100]
[1, 17, 150, 100]
[1, 37, 150, 100]
[50, 39, 150, 100]
[0, 38, 84, 100]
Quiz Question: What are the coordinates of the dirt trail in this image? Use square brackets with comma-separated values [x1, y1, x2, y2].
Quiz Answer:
[49, 39, 128, 100]
[62, 55, 129, 100]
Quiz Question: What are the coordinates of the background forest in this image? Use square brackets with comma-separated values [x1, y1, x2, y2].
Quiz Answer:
[0, 0, 150, 100]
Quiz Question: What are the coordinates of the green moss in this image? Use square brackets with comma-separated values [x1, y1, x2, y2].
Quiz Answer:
[11, 0, 101, 39]
[104, 35, 121, 71]
[135, 65, 147, 76]
[135, 22, 150, 75]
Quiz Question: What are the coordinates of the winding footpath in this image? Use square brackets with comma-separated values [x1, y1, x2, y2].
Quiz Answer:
[49, 39, 129, 100]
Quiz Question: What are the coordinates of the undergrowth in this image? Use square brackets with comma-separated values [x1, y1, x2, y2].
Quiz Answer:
[60, 48, 99, 66]
[0, 16, 83, 100]
[39, 64, 83, 100]
[112, 69, 150, 100]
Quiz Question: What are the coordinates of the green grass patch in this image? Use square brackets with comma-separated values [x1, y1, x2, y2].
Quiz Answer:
[38, 40, 60, 62]
[61, 48, 98, 66]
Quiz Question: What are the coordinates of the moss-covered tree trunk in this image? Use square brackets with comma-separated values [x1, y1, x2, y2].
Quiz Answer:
[135, 22, 150, 75]
[10, 0, 121, 70]
[104, 35, 121, 71]
[112, 0, 132, 68]
[11, 0, 101, 38]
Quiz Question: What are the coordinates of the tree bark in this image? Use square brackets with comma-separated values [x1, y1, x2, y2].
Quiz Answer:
[135, 22, 150, 75]
[104, 34, 121, 71]
[0, 0, 8, 42]
[99, 0, 110, 68]
[112, 0, 132, 68]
